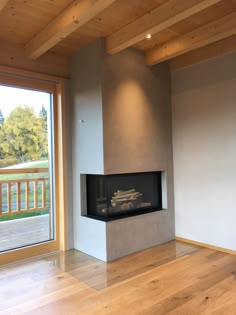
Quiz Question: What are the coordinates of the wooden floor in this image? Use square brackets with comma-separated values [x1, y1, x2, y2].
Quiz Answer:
[1, 241, 236, 315]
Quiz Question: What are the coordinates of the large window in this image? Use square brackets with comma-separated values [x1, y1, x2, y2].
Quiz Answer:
[0, 68, 67, 264]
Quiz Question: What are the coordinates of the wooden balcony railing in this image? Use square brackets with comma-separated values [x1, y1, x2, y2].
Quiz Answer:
[0, 168, 49, 216]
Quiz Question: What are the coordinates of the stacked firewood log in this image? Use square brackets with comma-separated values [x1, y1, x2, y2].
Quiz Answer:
[111, 189, 143, 210]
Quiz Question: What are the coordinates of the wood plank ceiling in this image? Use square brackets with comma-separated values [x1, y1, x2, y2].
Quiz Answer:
[0, 0, 236, 77]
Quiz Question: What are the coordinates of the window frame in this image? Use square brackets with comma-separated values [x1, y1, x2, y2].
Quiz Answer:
[0, 66, 68, 265]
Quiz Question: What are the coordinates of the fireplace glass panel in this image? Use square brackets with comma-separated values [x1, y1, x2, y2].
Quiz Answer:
[86, 172, 162, 221]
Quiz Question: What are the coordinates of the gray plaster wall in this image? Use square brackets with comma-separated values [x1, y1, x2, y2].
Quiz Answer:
[106, 210, 174, 261]
[70, 41, 175, 260]
[172, 52, 236, 251]
[102, 49, 175, 260]
[64, 79, 74, 249]
[102, 49, 172, 174]
[70, 39, 105, 175]
[70, 40, 106, 252]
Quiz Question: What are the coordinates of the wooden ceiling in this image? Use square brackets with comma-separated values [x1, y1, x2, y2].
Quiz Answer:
[0, 0, 236, 77]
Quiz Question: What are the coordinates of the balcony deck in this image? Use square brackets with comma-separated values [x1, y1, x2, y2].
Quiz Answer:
[0, 214, 50, 252]
[0, 167, 51, 252]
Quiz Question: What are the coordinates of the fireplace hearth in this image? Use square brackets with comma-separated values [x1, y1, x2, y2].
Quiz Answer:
[85, 172, 163, 221]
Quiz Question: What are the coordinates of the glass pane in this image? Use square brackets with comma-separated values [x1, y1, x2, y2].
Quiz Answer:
[0, 85, 55, 252]
[86, 172, 162, 221]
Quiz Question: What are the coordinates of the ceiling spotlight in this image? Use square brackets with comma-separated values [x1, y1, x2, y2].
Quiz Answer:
[146, 34, 152, 39]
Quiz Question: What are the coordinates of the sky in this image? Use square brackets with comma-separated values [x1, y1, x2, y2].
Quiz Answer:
[0, 85, 51, 118]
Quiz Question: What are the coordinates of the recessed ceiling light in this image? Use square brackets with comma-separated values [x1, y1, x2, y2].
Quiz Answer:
[146, 34, 152, 39]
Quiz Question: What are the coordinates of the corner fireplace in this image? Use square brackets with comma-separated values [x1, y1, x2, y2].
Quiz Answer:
[85, 172, 163, 221]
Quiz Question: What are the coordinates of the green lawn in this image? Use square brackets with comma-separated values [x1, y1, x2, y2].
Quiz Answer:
[4, 160, 48, 169]
[27, 161, 49, 168]
[0, 160, 48, 180]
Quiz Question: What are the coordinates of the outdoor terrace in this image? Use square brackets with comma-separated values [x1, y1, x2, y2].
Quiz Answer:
[0, 167, 51, 252]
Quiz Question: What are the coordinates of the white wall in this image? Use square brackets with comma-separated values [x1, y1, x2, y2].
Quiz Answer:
[172, 53, 236, 251]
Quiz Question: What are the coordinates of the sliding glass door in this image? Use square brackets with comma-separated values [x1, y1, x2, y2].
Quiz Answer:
[0, 83, 56, 253]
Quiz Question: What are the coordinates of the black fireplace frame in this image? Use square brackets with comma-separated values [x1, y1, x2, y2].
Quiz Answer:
[85, 172, 163, 222]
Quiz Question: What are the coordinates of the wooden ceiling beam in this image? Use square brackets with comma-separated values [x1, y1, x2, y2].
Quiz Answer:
[0, 0, 9, 12]
[0, 40, 69, 78]
[145, 11, 236, 66]
[26, 0, 116, 60]
[170, 35, 236, 71]
[106, 0, 222, 55]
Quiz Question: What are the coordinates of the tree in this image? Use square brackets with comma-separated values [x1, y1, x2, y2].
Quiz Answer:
[39, 105, 48, 132]
[39, 105, 47, 122]
[0, 109, 4, 126]
[0, 105, 48, 162]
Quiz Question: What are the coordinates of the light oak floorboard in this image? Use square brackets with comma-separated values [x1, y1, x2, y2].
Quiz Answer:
[1, 241, 236, 315]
